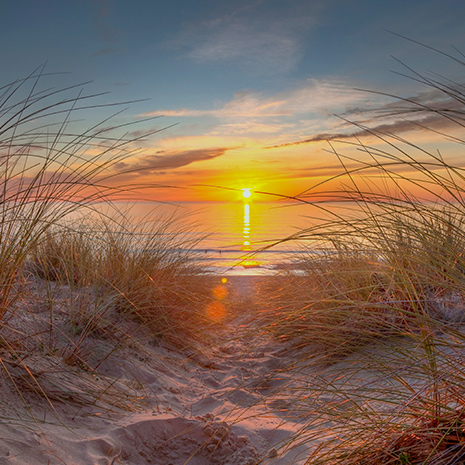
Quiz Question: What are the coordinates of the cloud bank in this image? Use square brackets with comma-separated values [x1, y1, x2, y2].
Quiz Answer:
[141, 79, 369, 120]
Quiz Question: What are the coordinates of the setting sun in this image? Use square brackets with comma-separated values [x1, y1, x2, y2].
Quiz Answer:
[242, 188, 252, 199]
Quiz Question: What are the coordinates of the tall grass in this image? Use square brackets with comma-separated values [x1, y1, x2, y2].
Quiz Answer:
[0, 70, 217, 423]
[0, 68, 149, 321]
[257, 46, 465, 464]
[28, 213, 215, 345]
[94, 218, 214, 344]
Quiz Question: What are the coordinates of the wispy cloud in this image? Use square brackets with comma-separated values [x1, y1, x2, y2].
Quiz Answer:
[209, 122, 295, 136]
[266, 91, 465, 148]
[187, 20, 303, 74]
[114, 147, 231, 175]
[163, 1, 323, 75]
[141, 79, 371, 120]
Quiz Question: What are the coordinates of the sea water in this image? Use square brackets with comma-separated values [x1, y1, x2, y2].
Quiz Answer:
[116, 200, 351, 276]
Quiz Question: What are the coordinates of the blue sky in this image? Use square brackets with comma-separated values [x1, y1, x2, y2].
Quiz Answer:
[3, 1, 465, 201]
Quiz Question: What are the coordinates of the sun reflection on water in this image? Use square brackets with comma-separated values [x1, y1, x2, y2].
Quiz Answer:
[240, 201, 262, 269]
[242, 203, 251, 251]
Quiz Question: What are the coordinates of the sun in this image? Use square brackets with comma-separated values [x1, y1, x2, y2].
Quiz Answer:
[242, 188, 252, 199]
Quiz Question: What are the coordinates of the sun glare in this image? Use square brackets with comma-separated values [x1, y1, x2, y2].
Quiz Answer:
[242, 188, 252, 199]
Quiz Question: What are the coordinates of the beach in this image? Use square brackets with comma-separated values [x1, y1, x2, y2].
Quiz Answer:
[3, 215, 465, 465]
[0, 275, 314, 465]
[3, 250, 465, 465]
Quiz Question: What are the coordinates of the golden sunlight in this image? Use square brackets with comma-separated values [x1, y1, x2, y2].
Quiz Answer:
[242, 203, 251, 250]
[242, 188, 252, 199]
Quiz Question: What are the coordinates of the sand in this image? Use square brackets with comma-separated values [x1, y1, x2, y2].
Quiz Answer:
[2, 273, 455, 464]
[0, 275, 316, 465]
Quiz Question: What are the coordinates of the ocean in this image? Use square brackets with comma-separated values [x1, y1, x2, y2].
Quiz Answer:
[121, 200, 345, 276]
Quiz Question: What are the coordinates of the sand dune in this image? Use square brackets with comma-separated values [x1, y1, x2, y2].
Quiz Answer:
[0, 276, 316, 465]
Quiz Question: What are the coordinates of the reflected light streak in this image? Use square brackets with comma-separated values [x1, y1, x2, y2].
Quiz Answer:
[242, 203, 251, 251]
[244, 203, 250, 223]
[240, 201, 262, 268]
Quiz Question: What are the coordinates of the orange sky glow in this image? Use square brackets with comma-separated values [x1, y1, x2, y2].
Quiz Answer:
[4, 2, 465, 207]
[100, 123, 465, 204]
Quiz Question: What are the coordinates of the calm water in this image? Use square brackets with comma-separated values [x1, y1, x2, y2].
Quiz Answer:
[120, 201, 349, 276]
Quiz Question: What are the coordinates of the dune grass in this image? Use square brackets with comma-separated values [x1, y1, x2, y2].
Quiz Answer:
[255, 46, 465, 464]
[29, 213, 216, 344]
[0, 70, 218, 422]
[0, 68, 142, 320]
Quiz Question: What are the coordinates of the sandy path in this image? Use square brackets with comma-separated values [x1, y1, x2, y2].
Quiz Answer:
[0, 276, 313, 465]
[3, 276, 455, 464]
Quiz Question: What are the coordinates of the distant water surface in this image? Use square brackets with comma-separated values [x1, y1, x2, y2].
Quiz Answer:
[110, 201, 353, 275]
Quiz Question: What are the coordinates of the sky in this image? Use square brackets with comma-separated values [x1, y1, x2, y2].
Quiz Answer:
[2, 0, 465, 202]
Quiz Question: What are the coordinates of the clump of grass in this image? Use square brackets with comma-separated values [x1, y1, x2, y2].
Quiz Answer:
[0, 69, 219, 426]
[0, 67, 148, 321]
[258, 205, 465, 358]
[256, 250, 407, 359]
[27, 208, 220, 345]
[258, 44, 465, 464]
[92, 214, 216, 345]
[28, 226, 96, 286]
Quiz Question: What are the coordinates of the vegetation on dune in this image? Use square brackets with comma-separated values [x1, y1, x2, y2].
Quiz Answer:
[256, 45, 465, 464]
[0, 68, 141, 319]
[0, 70, 217, 418]
[29, 215, 215, 343]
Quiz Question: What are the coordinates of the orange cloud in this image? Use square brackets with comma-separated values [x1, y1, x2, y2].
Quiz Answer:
[114, 147, 231, 174]
[124, 80, 465, 203]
